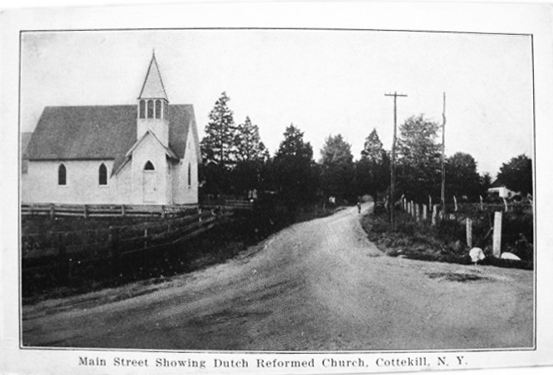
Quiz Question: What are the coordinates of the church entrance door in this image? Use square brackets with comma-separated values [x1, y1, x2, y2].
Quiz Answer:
[143, 171, 157, 203]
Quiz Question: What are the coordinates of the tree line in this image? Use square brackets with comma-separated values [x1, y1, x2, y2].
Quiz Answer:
[200, 92, 532, 208]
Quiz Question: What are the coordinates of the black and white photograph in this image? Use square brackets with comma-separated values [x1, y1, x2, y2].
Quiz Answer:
[2, 1, 553, 375]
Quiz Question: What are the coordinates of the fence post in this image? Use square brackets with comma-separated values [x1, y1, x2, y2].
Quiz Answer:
[415, 204, 420, 221]
[121, 205, 126, 217]
[108, 226, 120, 275]
[49, 204, 55, 220]
[144, 228, 149, 249]
[466, 218, 473, 248]
[161, 205, 166, 219]
[493, 211, 502, 257]
[453, 196, 458, 212]
[502, 198, 508, 212]
[198, 208, 202, 222]
[432, 204, 438, 226]
[422, 204, 428, 221]
[83, 204, 88, 219]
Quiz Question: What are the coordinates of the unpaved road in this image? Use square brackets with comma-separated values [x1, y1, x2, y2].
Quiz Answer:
[23, 203, 533, 350]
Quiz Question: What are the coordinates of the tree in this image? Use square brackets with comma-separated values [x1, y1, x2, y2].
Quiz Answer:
[396, 115, 442, 201]
[235, 116, 268, 162]
[356, 129, 389, 202]
[497, 154, 532, 195]
[319, 134, 355, 201]
[200, 92, 237, 168]
[445, 152, 481, 201]
[273, 124, 319, 207]
[231, 116, 269, 195]
[479, 172, 492, 197]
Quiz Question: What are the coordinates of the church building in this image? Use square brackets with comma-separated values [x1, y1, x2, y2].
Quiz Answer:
[22, 53, 200, 205]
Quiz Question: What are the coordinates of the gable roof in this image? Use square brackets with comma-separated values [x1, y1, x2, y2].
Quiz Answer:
[138, 54, 168, 100]
[26, 104, 198, 174]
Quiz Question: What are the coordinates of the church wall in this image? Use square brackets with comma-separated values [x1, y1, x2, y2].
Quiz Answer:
[114, 162, 133, 204]
[22, 159, 116, 204]
[130, 134, 171, 204]
[172, 126, 198, 205]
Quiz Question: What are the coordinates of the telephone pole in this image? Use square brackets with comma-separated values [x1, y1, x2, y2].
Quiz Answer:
[385, 91, 407, 230]
[441, 92, 446, 216]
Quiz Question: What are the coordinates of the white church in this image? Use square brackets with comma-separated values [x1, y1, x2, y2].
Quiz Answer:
[22, 53, 200, 205]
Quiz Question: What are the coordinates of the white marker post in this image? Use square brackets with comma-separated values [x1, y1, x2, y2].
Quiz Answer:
[423, 204, 428, 221]
[493, 211, 502, 257]
[466, 218, 473, 248]
[432, 204, 438, 226]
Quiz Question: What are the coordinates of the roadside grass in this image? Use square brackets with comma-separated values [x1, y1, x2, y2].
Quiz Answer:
[361, 206, 533, 270]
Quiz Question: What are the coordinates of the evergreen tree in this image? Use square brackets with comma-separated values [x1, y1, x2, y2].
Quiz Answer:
[319, 134, 355, 201]
[231, 116, 269, 195]
[235, 116, 268, 162]
[356, 129, 390, 202]
[273, 124, 319, 207]
[200, 92, 237, 168]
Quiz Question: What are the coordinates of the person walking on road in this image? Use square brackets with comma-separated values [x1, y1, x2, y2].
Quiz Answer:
[356, 200, 362, 214]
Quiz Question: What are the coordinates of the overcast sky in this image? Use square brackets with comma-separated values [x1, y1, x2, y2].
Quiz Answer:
[20, 30, 533, 176]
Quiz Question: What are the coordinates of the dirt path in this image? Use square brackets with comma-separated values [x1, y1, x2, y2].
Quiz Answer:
[22, 203, 533, 350]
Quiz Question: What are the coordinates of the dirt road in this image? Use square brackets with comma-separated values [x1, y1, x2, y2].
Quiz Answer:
[23, 204, 533, 350]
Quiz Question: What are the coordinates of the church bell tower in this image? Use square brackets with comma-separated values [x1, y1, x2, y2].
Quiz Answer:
[137, 52, 169, 146]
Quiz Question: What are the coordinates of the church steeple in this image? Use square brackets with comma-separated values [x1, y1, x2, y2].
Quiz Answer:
[137, 52, 170, 146]
[138, 51, 168, 101]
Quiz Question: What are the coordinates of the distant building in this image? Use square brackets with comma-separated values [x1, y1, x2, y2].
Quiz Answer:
[22, 53, 200, 205]
[487, 179, 519, 199]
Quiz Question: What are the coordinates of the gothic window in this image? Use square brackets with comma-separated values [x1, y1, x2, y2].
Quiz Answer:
[155, 100, 162, 119]
[187, 163, 191, 187]
[99, 163, 107, 185]
[58, 164, 66, 185]
[139, 100, 145, 119]
[144, 161, 155, 170]
[147, 100, 154, 118]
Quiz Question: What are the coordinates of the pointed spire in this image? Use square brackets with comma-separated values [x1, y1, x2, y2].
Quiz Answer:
[138, 52, 168, 100]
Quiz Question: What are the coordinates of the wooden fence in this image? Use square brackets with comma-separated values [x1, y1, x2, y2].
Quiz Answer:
[21, 203, 199, 219]
[21, 200, 253, 219]
[22, 210, 233, 276]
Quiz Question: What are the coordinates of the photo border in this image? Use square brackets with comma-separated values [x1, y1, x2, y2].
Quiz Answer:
[17, 26, 538, 355]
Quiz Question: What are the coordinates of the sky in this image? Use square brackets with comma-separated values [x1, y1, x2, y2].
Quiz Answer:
[20, 29, 534, 177]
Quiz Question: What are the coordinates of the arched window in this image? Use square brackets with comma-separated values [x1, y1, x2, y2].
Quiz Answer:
[58, 164, 66, 185]
[187, 163, 191, 187]
[99, 163, 107, 185]
[139, 100, 145, 119]
[144, 161, 155, 170]
[155, 100, 162, 119]
[147, 100, 154, 118]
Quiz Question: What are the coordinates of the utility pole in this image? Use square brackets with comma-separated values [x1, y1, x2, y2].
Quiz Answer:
[441, 92, 447, 216]
[385, 91, 407, 231]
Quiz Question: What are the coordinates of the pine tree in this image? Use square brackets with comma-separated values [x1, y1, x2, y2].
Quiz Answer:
[235, 116, 268, 162]
[356, 129, 389, 202]
[319, 134, 355, 200]
[200, 92, 237, 168]
[273, 124, 318, 207]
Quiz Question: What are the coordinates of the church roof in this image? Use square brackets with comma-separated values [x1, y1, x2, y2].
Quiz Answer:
[138, 54, 168, 100]
[26, 104, 198, 174]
